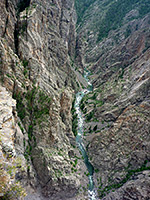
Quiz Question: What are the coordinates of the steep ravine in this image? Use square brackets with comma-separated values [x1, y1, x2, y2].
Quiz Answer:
[75, 0, 150, 199]
[74, 70, 98, 200]
[0, 0, 150, 199]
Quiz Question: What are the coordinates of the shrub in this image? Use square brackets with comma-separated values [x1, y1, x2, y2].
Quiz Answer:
[86, 110, 95, 122]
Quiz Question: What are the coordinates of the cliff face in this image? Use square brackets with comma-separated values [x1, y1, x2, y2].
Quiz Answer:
[75, 0, 150, 199]
[0, 0, 86, 199]
[0, 84, 27, 199]
[1, 0, 150, 199]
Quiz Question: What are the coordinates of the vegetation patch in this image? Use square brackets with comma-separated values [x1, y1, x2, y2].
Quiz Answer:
[13, 85, 51, 162]
[71, 97, 78, 136]
[85, 110, 95, 122]
[98, 160, 150, 198]
[97, 0, 150, 42]
[75, 0, 96, 25]
[17, 0, 31, 13]
[0, 157, 26, 200]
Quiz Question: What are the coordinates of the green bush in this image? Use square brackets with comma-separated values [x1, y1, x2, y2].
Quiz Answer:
[125, 25, 132, 38]
[22, 59, 28, 68]
[71, 97, 78, 136]
[13, 92, 26, 120]
[72, 114, 78, 136]
[86, 110, 95, 122]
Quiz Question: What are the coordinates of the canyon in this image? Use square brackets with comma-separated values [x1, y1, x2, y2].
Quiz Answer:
[0, 0, 150, 199]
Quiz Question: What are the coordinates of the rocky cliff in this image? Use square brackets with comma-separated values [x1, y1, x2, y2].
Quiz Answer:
[75, 0, 150, 199]
[0, 0, 89, 199]
[0, 0, 150, 199]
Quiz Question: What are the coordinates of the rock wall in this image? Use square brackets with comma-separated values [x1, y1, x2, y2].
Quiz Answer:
[0, 84, 28, 199]
[0, 0, 86, 199]
[75, 0, 150, 199]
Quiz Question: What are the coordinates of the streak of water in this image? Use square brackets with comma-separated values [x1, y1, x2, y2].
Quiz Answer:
[74, 69, 98, 200]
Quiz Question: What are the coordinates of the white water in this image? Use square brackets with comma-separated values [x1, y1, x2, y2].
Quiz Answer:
[74, 70, 98, 200]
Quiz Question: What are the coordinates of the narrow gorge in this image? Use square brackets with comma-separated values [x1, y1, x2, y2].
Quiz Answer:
[74, 69, 97, 200]
[0, 0, 150, 200]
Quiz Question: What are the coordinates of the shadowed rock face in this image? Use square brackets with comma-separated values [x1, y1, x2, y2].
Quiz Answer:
[18, 0, 31, 13]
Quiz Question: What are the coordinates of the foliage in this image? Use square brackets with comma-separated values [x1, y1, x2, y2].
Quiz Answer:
[75, 0, 96, 24]
[91, 93, 97, 100]
[14, 87, 51, 123]
[13, 86, 51, 162]
[71, 97, 78, 136]
[80, 98, 85, 111]
[22, 59, 29, 76]
[118, 68, 124, 79]
[13, 92, 26, 120]
[20, 21, 27, 36]
[98, 160, 150, 198]
[125, 25, 132, 38]
[86, 110, 95, 122]
[95, 168, 99, 173]
[97, 0, 150, 42]
[0, 158, 26, 200]
[89, 126, 92, 133]
[1, 181, 26, 200]
[72, 114, 78, 136]
[139, 0, 150, 17]
[17, 0, 31, 13]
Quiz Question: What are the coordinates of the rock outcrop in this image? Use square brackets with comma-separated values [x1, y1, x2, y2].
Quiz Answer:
[0, 0, 87, 199]
[0, 84, 27, 199]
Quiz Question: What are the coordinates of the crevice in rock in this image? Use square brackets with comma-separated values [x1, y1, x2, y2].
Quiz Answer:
[14, 0, 30, 55]
[14, 21, 19, 56]
[5, 0, 8, 11]
[0, 54, 4, 83]
[59, 6, 63, 38]
[3, 16, 9, 37]
[17, 0, 31, 13]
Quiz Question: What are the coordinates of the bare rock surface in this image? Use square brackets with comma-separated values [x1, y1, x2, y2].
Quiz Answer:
[0, 0, 87, 199]
[0, 84, 29, 199]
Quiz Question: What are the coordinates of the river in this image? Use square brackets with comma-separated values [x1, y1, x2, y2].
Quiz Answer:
[74, 69, 98, 200]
